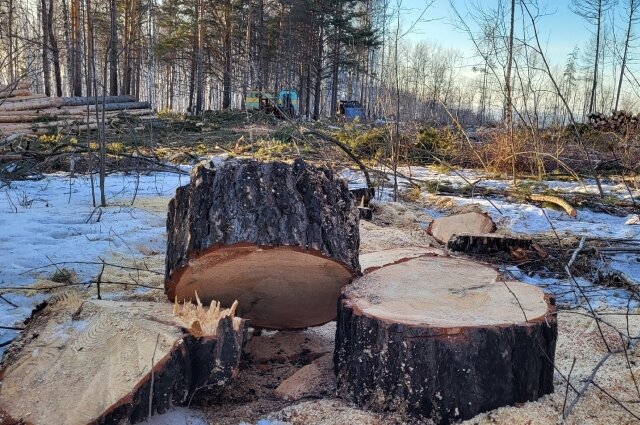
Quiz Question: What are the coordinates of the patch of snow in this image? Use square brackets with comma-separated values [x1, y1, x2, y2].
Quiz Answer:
[0, 171, 188, 350]
[138, 407, 207, 425]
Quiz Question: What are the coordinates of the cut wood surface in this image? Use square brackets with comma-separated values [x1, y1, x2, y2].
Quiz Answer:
[447, 233, 532, 254]
[335, 255, 557, 423]
[359, 246, 444, 273]
[427, 211, 496, 244]
[0, 295, 245, 425]
[166, 158, 360, 330]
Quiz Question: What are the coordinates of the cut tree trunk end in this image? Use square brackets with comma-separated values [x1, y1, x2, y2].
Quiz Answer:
[165, 158, 360, 330]
[0, 295, 246, 425]
[335, 254, 557, 424]
[427, 211, 496, 244]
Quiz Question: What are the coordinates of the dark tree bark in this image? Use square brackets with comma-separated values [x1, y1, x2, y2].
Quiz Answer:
[313, 24, 324, 120]
[165, 158, 361, 330]
[109, 0, 119, 96]
[335, 255, 557, 424]
[40, 0, 52, 97]
[0, 299, 246, 425]
[48, 0, 63, 97]
[222, 0, 232, 109]
[71, 0, 82, 96]
[447, 233, 533, 255]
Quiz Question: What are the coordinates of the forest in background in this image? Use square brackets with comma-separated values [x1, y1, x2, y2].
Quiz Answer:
[1, 0, 639, 126]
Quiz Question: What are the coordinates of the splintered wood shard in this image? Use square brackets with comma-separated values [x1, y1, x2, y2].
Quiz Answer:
[165, 158, 361, 330]
[334, 254, 557, 424]
[173, 296, 241, 337]
[0, 298, 246, 425]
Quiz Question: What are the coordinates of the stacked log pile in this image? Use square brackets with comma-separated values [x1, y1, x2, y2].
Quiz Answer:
[588, 110, 640, 134]
[0, 82, 156, 137]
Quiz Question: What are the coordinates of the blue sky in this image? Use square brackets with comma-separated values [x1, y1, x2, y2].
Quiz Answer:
[400, 0, 592, 68]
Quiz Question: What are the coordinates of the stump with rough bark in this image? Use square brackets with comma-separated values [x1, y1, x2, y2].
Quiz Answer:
[447, 233, 532, 255]
[165, 158, 360, 330]
[0, 295, 245, 425]
[334, 255, 557, 424]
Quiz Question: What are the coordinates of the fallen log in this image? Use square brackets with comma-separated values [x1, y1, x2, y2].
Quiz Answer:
[0, 98, 61, 112]
[447, 233, 532, 255]
[528, 193, 578, 217]
[0, 82, 30, 93]
[335, 254, 557, 423]
[427, 211, 496, 244]
[0, 94, 48, 103]
[0, 296, 246, 425]
[0, 89, 31, 99]
[165, 158, 361, 330]
[61, 95, 136, 106]
[0, 108, 155, 123]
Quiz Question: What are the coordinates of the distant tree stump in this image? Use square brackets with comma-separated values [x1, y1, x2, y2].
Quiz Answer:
[334, 255, 557, 424]
[165, 158, 361, 330]
[447, 233, 532, 254]
[427, 212, 496, 244]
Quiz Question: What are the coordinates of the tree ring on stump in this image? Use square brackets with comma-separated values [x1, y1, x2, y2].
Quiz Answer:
[335, 254, 557, 423]
[167, 244, 355, 329]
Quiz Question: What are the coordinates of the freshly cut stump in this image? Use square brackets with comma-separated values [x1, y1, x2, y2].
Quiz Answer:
[335, 255, 557, 424]
[0, 296, 245, 425]
[166, 158, 360, 329]
[427, 212, 496, 244]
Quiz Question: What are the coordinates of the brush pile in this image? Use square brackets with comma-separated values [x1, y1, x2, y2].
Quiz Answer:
[0, 82, 156, 138]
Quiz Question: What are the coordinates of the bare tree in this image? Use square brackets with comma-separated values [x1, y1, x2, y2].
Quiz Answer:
[571, 0, 616, 114]
[615, 0, 639, 110]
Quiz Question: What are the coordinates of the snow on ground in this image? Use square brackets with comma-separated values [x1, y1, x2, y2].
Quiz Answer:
[0, 161, 637, 349]
[341, 164, 640, 202]
[138, 407, 208, 425]
[341, 165, 640, 309]
[0, 171, 187, 347]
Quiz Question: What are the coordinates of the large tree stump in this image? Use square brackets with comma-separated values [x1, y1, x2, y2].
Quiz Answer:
[165, 158, 360, 330]
[0, 295, 245, 425]
[334, 255, 557, 424]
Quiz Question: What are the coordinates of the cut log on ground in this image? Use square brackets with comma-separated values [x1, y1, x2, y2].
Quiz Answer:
[0, 87, 156, 137]
[0, 82, 30, 94]
[165, 158, 361, 330]
[447, 233, 532, 255]
[0, 295, 245, 425]
[427, 211, 496, 244]
[335, 255, 557, 424]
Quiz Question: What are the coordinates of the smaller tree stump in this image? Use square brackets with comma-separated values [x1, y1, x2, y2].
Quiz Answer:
[447, 233, 532, 254]
[0, 296, 246, 425]
[335, 255, 557, 424]
[427, 212, 496, 244]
